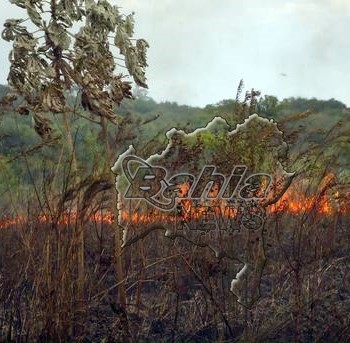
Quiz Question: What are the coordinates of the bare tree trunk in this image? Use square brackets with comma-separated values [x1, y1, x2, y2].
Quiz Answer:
[51, 0, 85, 324]
[62, 112, 85, 319]
[100, 117, 127, 308]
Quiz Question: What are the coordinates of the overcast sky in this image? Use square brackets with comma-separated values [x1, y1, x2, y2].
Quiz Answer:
[0, 0, 349, 107]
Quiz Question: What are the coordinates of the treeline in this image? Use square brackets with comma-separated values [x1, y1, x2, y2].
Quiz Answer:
[1, 84, 350, 212]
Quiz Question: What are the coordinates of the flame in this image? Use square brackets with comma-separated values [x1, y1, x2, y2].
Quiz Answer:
[270, 173, 345, 216]
[0, 174, 348, 230]
[0, 211, 115, 229]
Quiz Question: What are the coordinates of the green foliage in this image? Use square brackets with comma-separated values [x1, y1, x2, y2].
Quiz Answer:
[0, 158, 18, 197]
[1, 87, 350, 210]
[257, 95, 278, 118]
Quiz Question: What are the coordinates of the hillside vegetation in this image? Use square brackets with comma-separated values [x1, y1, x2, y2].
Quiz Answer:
[1, 85, 349, 213]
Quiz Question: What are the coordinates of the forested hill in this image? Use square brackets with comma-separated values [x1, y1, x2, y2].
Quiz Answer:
[1, 84, 350, 209]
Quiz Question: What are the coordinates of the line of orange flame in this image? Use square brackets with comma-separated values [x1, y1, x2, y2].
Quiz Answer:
[0, 176, 348, 230]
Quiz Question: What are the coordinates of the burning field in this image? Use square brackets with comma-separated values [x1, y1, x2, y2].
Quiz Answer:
[0, 102, 350, 342]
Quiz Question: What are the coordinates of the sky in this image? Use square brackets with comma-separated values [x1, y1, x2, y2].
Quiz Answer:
[0, 0, 349, 107]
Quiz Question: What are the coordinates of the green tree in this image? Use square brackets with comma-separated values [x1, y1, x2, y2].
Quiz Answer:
[257, 95, 278, 118]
